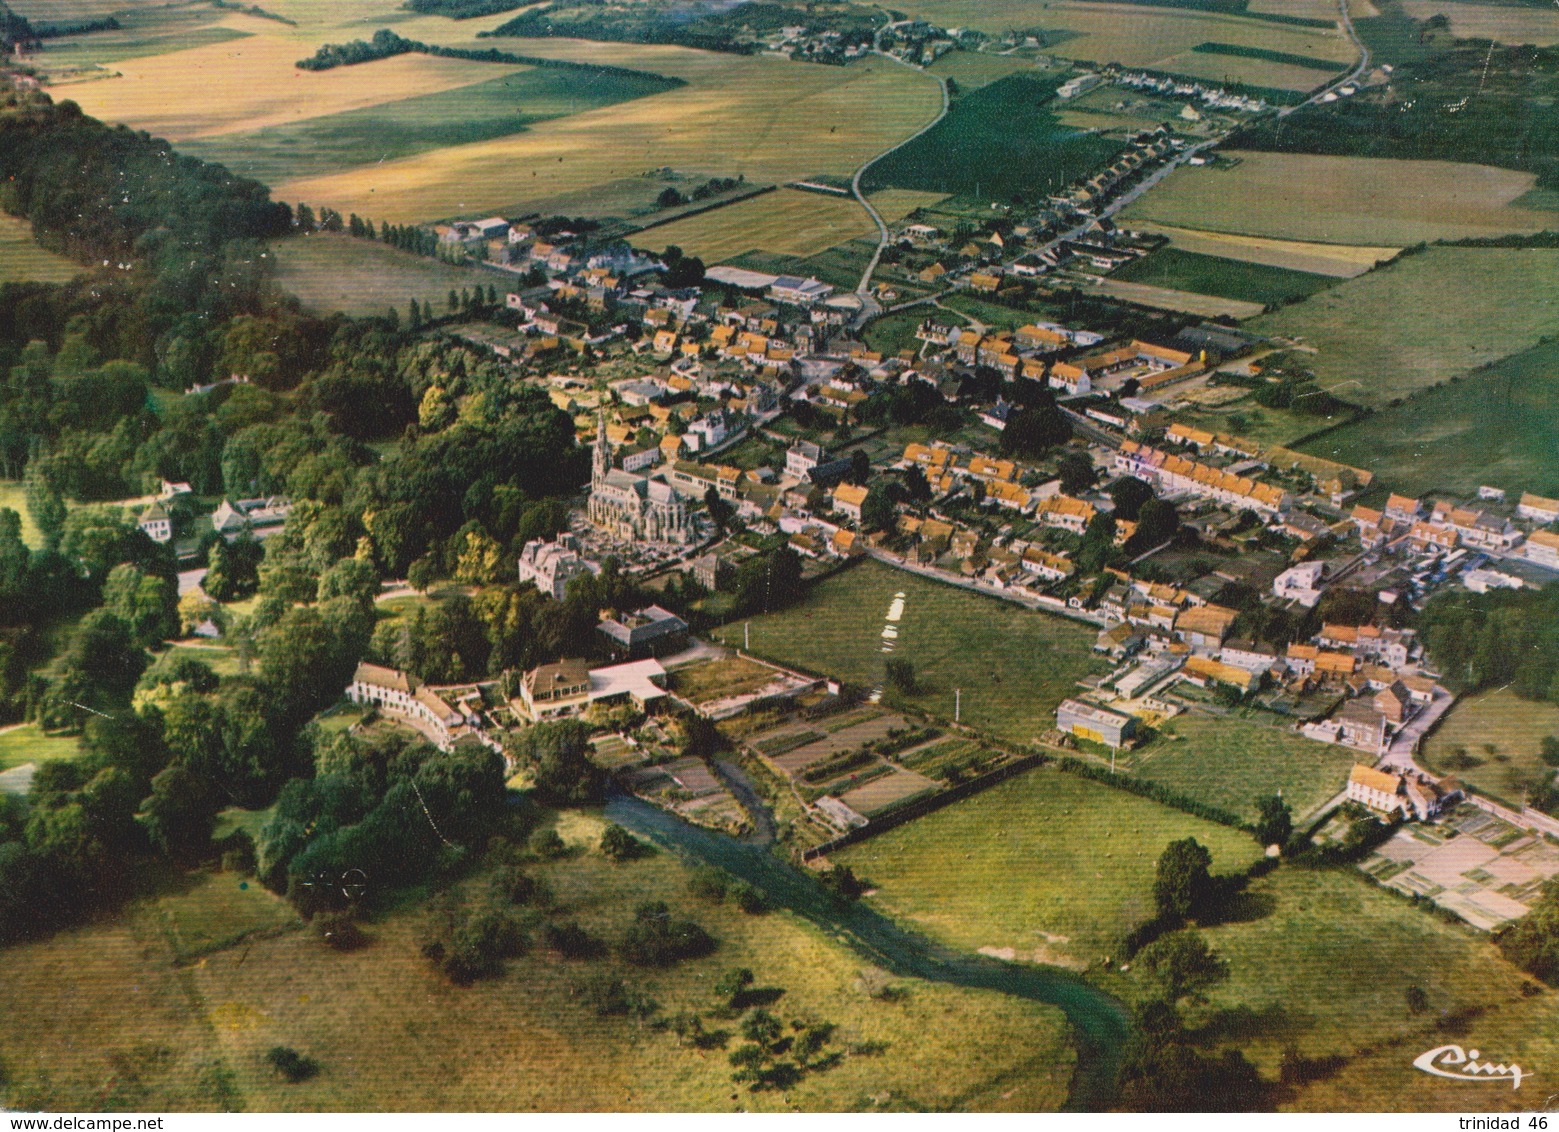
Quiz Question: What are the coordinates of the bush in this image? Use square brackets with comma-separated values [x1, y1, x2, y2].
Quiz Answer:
[619, 901, 716, 967]
[265, 1046, 319, 1083]
[219, 829, 257, 875]
[688, 866, 729, 902]
[491, 865, 548, 907]
[732, 882, 767, 914]
[314, 911, 367, 951]
[544, 920, 605, 959]
[529, 829, 568, 859]
[600, 823, 651, 862]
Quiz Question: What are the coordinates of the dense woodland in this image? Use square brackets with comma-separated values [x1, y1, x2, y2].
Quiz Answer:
[0, 77, 721, 944]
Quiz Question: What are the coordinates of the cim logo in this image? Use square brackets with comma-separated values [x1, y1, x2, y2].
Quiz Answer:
[1414, 1044, 1532, 1090]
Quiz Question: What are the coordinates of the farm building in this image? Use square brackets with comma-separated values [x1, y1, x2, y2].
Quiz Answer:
[1056, 699, 1138, 749]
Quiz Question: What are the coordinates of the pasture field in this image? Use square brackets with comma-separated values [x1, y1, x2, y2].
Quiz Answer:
[1177, 866, 1538, 1106]
[1069, 275, 1267, 319]
[0, 725, 81, 773]
[0, 214, 81, 285]
[637, 188, 944, 263]
[1121, 151, 1559, 245]
[1124, 221, 1395, 278]
[1169, 397, 1347, 451]
[1398, 0, 1559, 45]
[1288, 987, 1559, 1112]
[28, 7, 254, 75]
[1111, 247, 1335, 306]
[1248, 247, 1559, 409]
[713, 560, 1105, 748]
[1132, 713, 1357, 822]
[838, 766, 1262, 966]
[893, 0, 1356, 69]
[274, 44, 944, 224]
[1299, 339, 1559, 497]
[863, 72, 1124, 203]
[180, 66, 682, 185]
[1421, 687, 1559, 809]
[926, 49, 1050, 89]
[63, 31, 527, 142]
[0, 829, 1078, 1111]
[269, 233, 506, 317]
[7, 0, 179, 16]
[1249, 0, 1344, 21]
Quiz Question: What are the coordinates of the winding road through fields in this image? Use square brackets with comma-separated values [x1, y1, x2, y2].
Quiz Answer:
[850, 34, 952, 313]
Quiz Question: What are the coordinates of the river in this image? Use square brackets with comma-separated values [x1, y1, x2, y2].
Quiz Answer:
[605, 794, 1133, 1111]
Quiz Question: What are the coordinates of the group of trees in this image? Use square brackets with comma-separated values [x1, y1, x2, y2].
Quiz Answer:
[1420, 585, 1559, 702]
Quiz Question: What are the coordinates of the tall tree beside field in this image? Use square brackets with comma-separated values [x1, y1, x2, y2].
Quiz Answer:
[1154, 838, 1213, 922]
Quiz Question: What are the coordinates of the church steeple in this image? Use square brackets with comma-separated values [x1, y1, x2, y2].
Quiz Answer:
[592, 409, 612, 487]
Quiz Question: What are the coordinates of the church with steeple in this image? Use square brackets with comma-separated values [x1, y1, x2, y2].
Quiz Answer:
[586, 412, 696, 544]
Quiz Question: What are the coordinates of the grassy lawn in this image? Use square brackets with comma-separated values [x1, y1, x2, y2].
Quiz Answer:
[0, 480, 43, 548]
[1169, 397, 1350, 451]
[838, 766, 1263, 967]
[0, 725, 81, 773]
[0, 214, 81, 285]
[1420, 687, 1559, 809]
[152, 868, 300, 963]
[863, 72, 1123, 202]
[1132, 713, 1358, 823]
[864, 309, 932, 356]
[270, 234, 503, 318]
[1299, 339, 1559, 497]
[165, 643, 245, 679]
[0, 819, 1081, 1112]
[714, 560, 1105, 748]
[1248, 247, 1559, 409]
[1111, 247, 1334, 306]
[181, 66, 682, 185]
[1163, 866, 1538, 1108]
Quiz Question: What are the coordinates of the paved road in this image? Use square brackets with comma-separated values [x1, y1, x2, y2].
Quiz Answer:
[850, 42, 952, 305]
[1279, 0, 1372, 118]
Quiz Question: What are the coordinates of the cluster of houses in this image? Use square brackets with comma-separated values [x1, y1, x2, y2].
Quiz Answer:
[1112, 69, 1270, 114]
[1350, 489, 1559, 570]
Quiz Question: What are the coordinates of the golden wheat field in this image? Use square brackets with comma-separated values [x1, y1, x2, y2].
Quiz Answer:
[1121, 151, 1559, 245]
[1150, 50, 1339, 92]
[1124, 222, 1396, 277]
[639, 187, 946, 261]
[273, 43, 944, 223]
[62, 28, 525, 141]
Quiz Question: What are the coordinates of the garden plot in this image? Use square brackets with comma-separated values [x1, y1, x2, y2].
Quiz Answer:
[1361, 807, 1559, 930]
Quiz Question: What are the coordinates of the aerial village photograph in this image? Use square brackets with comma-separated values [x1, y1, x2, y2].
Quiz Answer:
[0, 0, 1556, 1121]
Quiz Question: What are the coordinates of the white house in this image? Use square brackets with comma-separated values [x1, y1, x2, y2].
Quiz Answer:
[137, 503, 172, 544]
[1273, 561, 1327, 607]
